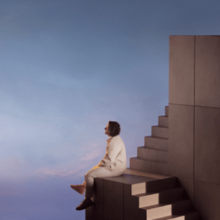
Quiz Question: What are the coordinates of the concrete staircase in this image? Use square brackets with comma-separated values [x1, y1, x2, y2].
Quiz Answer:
[130, 106, 169, 175]
[86, 172, 200, 220]
[86, 106, 201, 220]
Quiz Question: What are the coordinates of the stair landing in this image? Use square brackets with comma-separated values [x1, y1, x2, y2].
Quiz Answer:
[86, 172, 199, 220]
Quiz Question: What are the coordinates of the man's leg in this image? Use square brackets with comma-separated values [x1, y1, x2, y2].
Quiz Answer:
[70, 165, 98, 195]
[85, 167, 124, 198]
[76, 166, 124, 210]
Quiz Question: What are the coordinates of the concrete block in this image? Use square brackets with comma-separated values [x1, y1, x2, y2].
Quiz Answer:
[171, 200, 192, 215]
[143, 203, 172, 220]
[103, 174, 155, 195]
[176, 178, 194, 202]
[131, 182, 146, 195]
[124, 184, 146, 220]
[194, 180, 220, 220]
[146, 177, 177, 193]
[150, 212, 199, 220]
[183, 212, 200, 220]
[102, 174, 157, 220]
[137, 147, 168, 163]
[86, 178, 104, 220]
[136, 193, 160, 208]
[103, 174, 155, 186]
[103, 179, 123, 220]
[165, 106, 169, 116]
[158, 188, 184, 204]
[142, 200, 192, 220]
[168, 104, 194, 179]
[159, 116, 169, 127]
[195, 36, 220, 108]
[135, 188, 184, 208]
[130, 157, 168, 175]
[195, 106, 220, 185]
[152, 126, 169, 139]
[124, 168, 171, 179]
[145, 136, 168, 151]
[166, 212, 200, 220]
[169, 35, 195, 105]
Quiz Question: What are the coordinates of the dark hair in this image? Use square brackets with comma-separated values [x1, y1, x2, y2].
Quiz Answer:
[108, 121, 121, 137]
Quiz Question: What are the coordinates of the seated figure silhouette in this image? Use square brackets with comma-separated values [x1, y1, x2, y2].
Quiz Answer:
[71, 121, 127, 210]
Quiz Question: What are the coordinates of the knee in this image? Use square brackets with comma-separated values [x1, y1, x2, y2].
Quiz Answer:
[85, 172, 93, 181]
[86, 169, 96, 178]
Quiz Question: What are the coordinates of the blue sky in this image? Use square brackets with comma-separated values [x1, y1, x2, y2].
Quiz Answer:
[1, 0, 220, 219]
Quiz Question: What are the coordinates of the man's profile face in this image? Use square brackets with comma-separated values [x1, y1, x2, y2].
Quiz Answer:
[105, 123, 110, 136]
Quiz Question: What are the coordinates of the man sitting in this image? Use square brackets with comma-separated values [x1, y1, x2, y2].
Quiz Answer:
[70, 121, 127, 210]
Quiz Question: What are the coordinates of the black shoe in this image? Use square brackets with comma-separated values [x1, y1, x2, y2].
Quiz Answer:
[76, 198, 94, 211]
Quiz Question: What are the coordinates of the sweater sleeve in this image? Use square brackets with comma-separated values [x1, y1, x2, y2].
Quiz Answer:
[99, 138, 122, 167]
[106, 140, 121, 163]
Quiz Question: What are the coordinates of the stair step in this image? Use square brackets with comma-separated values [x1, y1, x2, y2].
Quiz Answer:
[146, 177, 177, 193]
[131, 176, 177, 195]
[152, 126, 169, 139]
[124, 168, 170, 179]
[172, 200, 192, 215]
[165, 106, 169, 116]
[88, 174, 159, 220]
[130, 157, 168, 175]
[135, 192, 160, 208]
[142, 200, 192, 220]
[145, 136, 168, 150]
[159, 116, 169, 127]
[137, 147, 168, 163]
[135, 188, 184, 208]
[142, 203, 172, 220]
[153, 211, 199, 220]
[131, 182, 147, 195]
[157, 188, 184, 204]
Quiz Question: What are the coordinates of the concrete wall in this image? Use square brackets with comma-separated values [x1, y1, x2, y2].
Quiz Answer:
[168, 35, 220, 220]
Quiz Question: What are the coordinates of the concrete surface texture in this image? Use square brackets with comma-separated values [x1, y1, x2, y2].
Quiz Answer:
[168, 104, 194, 179]
[195, 36, 220, 108]
[168, 35, 220, 220]
[169, 35, 195, 105]
[86, 174, 199, 220]
[86, 35, 220, 220]
[130, 105, 169, 175]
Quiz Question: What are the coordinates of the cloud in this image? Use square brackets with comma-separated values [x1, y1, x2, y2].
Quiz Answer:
[35, 143, 105, 178]
[36, 158, 90, 178]
[36, 167, 80, 177]
[80, 148, 103, 162]
[36, 161, 89, 179]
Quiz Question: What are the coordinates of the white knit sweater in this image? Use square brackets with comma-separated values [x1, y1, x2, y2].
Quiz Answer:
[98, 135, 127, 171]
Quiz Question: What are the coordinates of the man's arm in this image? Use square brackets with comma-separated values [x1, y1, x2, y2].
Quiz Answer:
[100, 139, 122, 168]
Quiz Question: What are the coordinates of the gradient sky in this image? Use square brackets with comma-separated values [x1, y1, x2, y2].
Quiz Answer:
[1, 0, 220, 219]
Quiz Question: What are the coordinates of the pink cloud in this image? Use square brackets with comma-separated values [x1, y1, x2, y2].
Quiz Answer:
[80, 148, 103, 162]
